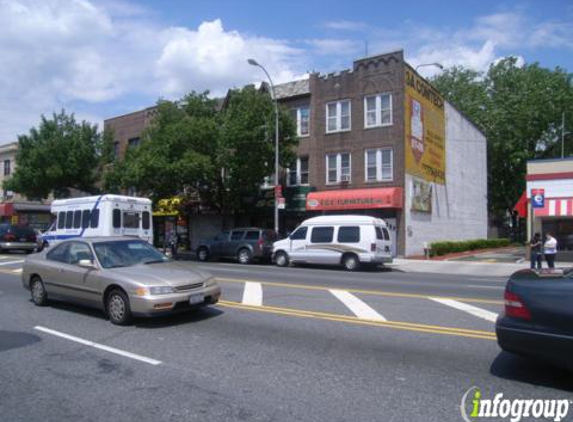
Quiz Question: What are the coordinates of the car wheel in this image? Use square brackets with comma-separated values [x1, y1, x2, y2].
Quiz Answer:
[237, 248, 252, 265]
[30, 276, 48, 306]
[342, 254, 360, 271]
[275, 251, 289, 267]
[106, 289, 132, 325]
[197, 247, 209, 262]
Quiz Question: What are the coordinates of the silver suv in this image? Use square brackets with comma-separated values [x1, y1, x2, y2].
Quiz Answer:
[196, 228, 278, 264]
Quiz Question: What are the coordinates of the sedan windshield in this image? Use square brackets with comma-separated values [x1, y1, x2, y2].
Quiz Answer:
[93, 240, 169, 269]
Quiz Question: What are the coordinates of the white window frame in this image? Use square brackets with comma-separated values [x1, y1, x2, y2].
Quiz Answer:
[326, 153, 351, 184]
[296, 106, 310, 137]
[325, 100, 351, 133]
[364, 148, 393, 182]
[364, 93, 393, 128]
[287, 157, 310, 187]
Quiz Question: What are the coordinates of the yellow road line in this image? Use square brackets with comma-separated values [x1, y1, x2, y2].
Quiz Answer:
[216, 277, 504, 305]
[218, 300, 497, 341]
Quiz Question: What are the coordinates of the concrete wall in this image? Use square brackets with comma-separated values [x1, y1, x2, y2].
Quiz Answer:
[404, 102, 487, 256]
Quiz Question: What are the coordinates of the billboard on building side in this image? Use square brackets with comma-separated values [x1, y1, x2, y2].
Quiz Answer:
[404, 67, 446, 185]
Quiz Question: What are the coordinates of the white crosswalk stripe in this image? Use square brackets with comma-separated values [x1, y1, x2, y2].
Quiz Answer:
[242, 282, 263, 306]
[429, 297, 498, 322]
[330, 289, 386, 321]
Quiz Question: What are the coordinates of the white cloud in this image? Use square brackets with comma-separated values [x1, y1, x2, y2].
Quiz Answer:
[305, 38, 363, 57]
[323, 20, 368, 32]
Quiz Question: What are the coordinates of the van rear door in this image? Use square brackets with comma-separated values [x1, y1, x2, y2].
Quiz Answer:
[374, 225, 392, 257]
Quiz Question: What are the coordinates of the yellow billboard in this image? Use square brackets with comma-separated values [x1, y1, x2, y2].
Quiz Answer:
[404, 67, 446, 184]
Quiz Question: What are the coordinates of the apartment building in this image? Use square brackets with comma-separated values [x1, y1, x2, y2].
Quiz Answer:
[104, 50, 487, 256]
[0, 142, 51, 229]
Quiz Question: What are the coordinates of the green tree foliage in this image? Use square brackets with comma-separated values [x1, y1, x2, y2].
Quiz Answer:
[104, 87, 297, 213]
[4, 111, 102, 200]
[431, 58, 573, 220]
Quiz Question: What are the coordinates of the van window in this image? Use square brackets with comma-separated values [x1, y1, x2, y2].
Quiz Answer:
[81, 210, 90, 229]
[90, 209, 99, 228]
[231, 230, 244, 241]
[112, 209, 121, 228]
[245, 230, 260, 241]
[58, 212, 65, 229]
[338, 226, 360, 243]
[123, 212, 140, 229]
[311, 227, 334, 243]
[142, 211, 150, 230]
[382, 228, 390, 240]
[290, 227, 307, 240]
[73, 210, 82, 229]
[375, 226, 385, 240]
[65, 211, 73, 229]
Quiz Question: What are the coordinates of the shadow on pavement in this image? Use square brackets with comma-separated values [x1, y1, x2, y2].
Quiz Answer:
[490, 352, 573, 391]
[0, 330, 42, 352]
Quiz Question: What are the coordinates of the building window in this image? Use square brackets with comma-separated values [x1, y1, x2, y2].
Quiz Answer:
[127, 186, 137, 196]
[128, 137, 140, 149]
[364, 93, 392, 128]
[326, 153, 351, 184]
[365, 148, 393, 182]
[326, 100, 351, 133]
[296, 106, 310, 137]
[287, 157, 309, 186]
[3, 160, 10, 176]
[113, 142, 120, 160]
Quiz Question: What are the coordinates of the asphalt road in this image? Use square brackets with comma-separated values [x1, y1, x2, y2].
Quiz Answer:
[1, 255, 572, 422]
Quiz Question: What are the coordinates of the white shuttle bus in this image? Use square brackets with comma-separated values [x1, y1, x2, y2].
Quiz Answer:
[272, 215, 393, 271]
[40, 195, 153, 248]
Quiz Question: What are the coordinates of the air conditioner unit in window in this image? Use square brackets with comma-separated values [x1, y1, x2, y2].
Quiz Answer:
[340, 175, 351, 183]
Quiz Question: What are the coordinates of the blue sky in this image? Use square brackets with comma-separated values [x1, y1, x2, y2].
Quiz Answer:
[0, 0, 571, 142]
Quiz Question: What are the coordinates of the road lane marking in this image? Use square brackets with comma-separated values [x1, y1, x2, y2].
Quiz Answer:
[218, 301, 496, 340]
[242, 282, 263, 306]
[0, 260, 24, 266]
[216, 277, 503, 305]
[34, 326, 162, 366]
[429, 298, 498, 323]
[330, 289, 386, 321]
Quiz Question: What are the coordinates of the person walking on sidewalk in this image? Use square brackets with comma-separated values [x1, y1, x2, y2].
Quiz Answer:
[529, 232, 542, 270]
[544, 233, 558, 269]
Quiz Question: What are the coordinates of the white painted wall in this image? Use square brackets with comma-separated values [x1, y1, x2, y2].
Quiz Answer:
[404, 103, 488, 256]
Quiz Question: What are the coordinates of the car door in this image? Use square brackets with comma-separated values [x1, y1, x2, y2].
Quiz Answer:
[307, 226, 336, 264]
[228, 230, 245, 257]
[288, 226, 308, 262]
[42, 243, 72, 297]
[63, 241, 101, 306]
[210, 231, 229, 258]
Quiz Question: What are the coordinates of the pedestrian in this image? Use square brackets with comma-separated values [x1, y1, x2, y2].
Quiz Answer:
[543, 232, 558, 269]
[529, 232, 542, 270]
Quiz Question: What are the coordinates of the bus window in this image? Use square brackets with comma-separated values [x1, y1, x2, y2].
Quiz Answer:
[58, 212, 66, 229]
[65, 211, 73, 229]
[73, 210, 82, 229]
[81, 210, 90, 229]
[142, 211, 150, 230]
[123, 212, 140, 229]
[90, 209, 99, 228]
[112, 209, 121, 229]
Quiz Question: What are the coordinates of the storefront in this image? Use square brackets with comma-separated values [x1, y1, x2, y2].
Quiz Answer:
[0, 202, 52, 230]
[152, 197, 190, 250]
[305, 187, 403, 255]
[518, 158, 573, 262]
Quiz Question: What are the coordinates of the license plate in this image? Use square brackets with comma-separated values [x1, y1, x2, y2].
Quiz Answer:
[189, 293, 204, 305]
[20, 238, 27, 242]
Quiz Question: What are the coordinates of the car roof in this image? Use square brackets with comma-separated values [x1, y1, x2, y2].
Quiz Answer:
[300, 215, 387, 226]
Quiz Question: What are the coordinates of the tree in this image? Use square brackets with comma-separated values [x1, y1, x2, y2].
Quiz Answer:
[104, 87, 298, 213]
[4, 110, 103, 200]
[431, 58, 573, 221]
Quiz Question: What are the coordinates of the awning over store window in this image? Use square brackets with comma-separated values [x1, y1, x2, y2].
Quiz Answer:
[513, 191, 527, 218]
[534, 198, 573, 217]
[306, 188, 403, 211]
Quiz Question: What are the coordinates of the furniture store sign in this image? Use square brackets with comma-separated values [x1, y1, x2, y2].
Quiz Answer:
[404, 66, 446, 185]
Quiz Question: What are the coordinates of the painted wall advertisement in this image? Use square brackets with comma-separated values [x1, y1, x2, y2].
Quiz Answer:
[404, 67, 446, 185]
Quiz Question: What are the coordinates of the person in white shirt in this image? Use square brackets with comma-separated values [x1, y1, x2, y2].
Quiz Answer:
[543, 233, 558, 269]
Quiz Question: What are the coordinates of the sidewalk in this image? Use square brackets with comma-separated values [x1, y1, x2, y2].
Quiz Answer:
[387, 258, 531, 277]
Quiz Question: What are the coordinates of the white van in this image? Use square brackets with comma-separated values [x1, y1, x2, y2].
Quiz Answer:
[272, 215, 393, 271]
[40, 195, 153, 248]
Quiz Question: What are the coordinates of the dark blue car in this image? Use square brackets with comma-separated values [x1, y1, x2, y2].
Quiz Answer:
[496, 268, 573, 369]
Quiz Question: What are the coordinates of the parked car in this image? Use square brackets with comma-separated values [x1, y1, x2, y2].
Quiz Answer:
[496, 268, 573, 369]
[272, 215, 393, 271]
[0, 224, 38, 254]
[22, 237, 221, 325]
[196, 228, 277, 264]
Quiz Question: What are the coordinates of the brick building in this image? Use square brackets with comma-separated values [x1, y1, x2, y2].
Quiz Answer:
[104, 50, 488, 256]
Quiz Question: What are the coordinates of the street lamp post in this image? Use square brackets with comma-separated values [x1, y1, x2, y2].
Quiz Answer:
[248, 58, 280, 234]
[415, 63, 444, 72]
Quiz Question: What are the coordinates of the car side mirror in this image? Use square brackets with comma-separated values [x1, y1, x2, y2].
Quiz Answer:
[78, 259, 96, 269]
